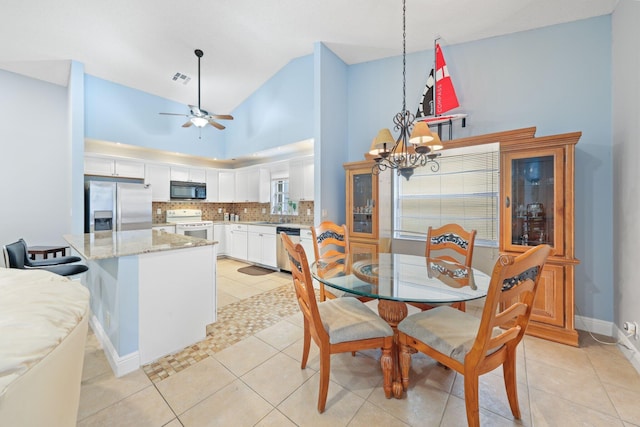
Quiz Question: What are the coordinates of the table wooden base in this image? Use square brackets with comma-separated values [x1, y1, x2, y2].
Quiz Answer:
[377, 299, 412, 398]
[28, 245, 68, 260]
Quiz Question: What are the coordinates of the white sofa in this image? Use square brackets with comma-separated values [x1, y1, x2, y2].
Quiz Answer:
[0, 268, 89, 426]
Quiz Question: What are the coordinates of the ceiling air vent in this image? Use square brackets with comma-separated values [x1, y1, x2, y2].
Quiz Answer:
[172, 72, 191, 85]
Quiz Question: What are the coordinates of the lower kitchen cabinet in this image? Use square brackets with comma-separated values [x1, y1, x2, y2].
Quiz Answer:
[247, 225, 277, 268]
[213, 224, 227, 255]
[229, 223, 248, 260]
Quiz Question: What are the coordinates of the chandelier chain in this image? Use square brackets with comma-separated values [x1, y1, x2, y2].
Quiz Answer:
[402, 0, 406, 113]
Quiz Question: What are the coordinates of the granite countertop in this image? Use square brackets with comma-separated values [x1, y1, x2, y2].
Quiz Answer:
[64, 229, 217, 260]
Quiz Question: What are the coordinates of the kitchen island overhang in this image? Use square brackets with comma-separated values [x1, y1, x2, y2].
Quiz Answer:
[64, 229, 218, 377]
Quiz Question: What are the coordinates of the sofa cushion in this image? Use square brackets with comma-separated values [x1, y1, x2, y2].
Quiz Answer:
[0, 268, 89, 395]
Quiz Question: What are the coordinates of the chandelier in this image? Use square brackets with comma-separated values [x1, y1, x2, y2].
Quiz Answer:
[368, 0, 442, 181]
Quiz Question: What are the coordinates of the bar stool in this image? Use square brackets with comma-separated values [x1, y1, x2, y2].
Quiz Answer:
[2, 239, 88, 277]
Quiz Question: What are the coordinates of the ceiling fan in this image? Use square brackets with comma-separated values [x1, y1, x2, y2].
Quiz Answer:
[160, 49, 233, 130]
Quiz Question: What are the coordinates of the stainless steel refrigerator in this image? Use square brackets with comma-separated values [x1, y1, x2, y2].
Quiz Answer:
[85, 181, 152, 232]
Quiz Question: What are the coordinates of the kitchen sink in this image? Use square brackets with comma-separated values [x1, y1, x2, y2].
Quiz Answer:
[254, 221, 283, 225]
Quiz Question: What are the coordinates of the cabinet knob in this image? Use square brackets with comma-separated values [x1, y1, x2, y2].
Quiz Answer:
[505, 196, 510, 208]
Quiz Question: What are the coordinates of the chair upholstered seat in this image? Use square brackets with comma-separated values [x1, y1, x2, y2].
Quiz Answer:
[318, 297, 393, 344]
[398, 306, 500, 364]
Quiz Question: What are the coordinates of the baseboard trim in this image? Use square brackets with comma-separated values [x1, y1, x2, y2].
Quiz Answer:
[575, 314, 640, 375]
[89, 315, 140, 378]
[616, 326, 640, 374]
[575, 314, 615, 336]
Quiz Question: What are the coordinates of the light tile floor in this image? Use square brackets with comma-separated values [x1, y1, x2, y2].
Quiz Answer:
[78, 258, 640, 426]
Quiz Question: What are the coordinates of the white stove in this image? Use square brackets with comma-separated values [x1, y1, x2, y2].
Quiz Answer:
[166, 209, 213, 240]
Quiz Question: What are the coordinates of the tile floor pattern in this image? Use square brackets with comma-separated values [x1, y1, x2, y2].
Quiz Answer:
[78, 258, 640, 426]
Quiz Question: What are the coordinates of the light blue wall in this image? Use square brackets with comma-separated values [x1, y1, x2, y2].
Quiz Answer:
[348, 16, 613, 321]
[0, 68, 72, 248]
[84, 75, 226, 159]
[225, 55, 314, 158]
[69, 61, 85, 234]
[315, 43, 349, 225]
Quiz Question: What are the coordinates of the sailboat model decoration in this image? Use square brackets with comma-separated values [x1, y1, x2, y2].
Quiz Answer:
[415, 40, 467, 136]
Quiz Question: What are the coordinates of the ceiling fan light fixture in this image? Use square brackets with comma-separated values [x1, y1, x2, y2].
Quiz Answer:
[190, 117, 208, 128]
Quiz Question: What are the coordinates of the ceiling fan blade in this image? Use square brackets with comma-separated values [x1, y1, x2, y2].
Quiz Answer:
[160, 112, 191, 117]
[208, 119, 225, 130]
[182, 120, 194, 128]
[209, 114, 234, 120]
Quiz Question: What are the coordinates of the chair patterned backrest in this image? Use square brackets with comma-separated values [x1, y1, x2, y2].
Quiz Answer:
[426, 223, 477, 268]
[280, 232, 329, 342]
[467, 244, 551, 366]
[311, 221, 350, 262]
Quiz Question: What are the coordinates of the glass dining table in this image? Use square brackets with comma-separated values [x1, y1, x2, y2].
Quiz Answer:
[310, 251, 492, 398]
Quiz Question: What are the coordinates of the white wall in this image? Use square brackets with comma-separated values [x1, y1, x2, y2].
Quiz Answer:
[612, 0, 640, 352]
[0, 69, 72, 248]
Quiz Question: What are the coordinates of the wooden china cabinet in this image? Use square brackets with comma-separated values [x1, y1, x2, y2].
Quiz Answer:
[344, 160, 379, 255]
[500, 131, 581, 346]
[345, 128, 581, 346]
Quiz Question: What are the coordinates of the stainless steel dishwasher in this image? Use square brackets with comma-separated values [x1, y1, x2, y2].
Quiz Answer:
[276, 226, 301, 272]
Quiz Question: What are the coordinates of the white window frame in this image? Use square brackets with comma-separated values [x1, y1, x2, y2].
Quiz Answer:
[270, 178, 299, 216]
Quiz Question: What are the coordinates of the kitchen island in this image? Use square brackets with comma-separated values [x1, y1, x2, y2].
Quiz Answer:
[64, 229, 217, 376]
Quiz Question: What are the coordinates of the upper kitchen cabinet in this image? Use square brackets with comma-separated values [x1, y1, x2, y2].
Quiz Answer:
[289, 156, 314, 201]
[85, 155, 145, 179]
[170, 166, 206, 183]
[144, 163, 171, 201]
[235, 167, 271, 203]
[218, 171, 235, 202]
[206, 169, 219, 202]
[500, 131, 581, 346]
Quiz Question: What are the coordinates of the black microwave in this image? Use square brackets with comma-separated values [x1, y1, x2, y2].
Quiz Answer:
[170, 181, 207, 200]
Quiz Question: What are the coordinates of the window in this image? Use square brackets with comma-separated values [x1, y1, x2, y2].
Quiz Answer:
[270, 178, 298, 215]
[394, 143, 499, 246]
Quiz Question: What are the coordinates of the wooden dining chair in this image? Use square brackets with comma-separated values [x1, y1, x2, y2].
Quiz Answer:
[396, 244, 552, 427]
[426, 223, 477, 267]
[280, 232, 394, 412]
[311, 221, 351, 301]
[425, 223, 477, 311]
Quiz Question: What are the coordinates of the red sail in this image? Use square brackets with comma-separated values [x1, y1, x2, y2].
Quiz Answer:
[435, 43, 459, 115]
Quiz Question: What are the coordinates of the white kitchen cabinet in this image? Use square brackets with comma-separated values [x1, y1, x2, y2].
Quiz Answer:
[236, 167, 271, 203]
[85, 156, 145, 179]
[145, 164, 171, 201]
[303, 157, 314, 201]
[170, 166, 206, 183]
[206, 169, 219, 202]
[235, 169, 250, 202]
[218, 171, 235, 202]
[258, 168, 271, 203]
[247, 225, 277, 268]
[229, 223, 248, 260]
[213, 223, 227, 255]
[152, 224, 176, 233]
[288, 156, 314, 201]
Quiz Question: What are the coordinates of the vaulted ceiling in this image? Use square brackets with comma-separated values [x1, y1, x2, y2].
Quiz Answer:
[1, 0, 617, 115]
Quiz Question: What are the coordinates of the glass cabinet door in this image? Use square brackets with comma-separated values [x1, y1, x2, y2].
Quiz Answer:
[502, 148, 564, 255]
[347, 169, 378, 239]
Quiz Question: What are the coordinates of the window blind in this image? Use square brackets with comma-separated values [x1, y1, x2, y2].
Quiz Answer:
[394, 143, 499, 246]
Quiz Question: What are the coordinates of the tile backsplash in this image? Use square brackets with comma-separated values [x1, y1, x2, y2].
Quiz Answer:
[153, 201, 314, 225]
